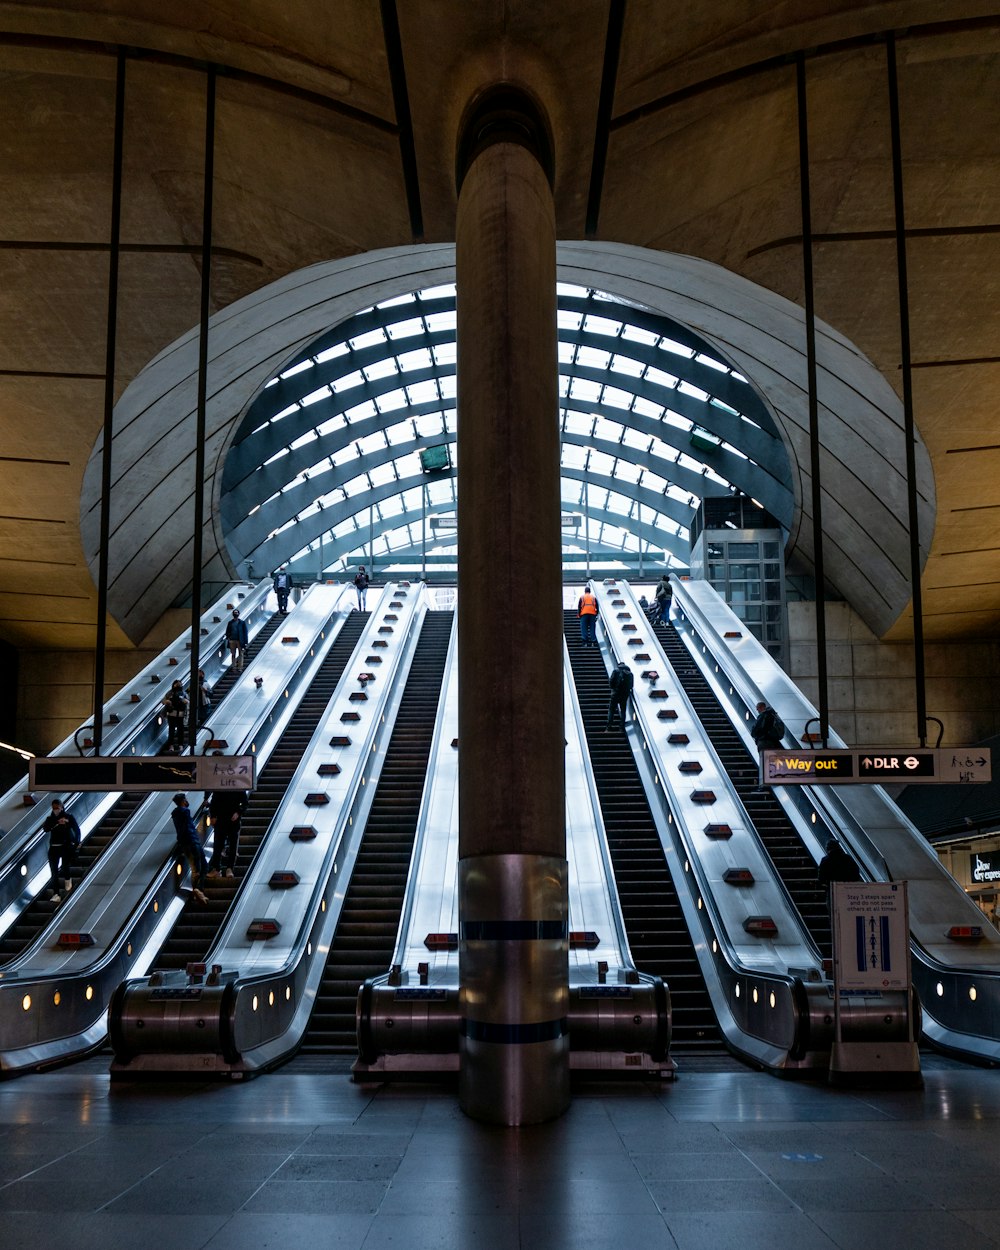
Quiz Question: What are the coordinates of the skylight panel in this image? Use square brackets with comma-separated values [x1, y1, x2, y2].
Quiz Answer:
[561, 444, 587, 470]
[377, 292, 419, 309]
[432, 342, 457, 366]
[582, 314, 621, 339]
[621, 325, 658, 347]
[279, 359, 313, 381]
[406, 379, 441, 404]
[350, 329, 388, 352]
[332, 369, 364, 392]
[419, 283, 456, 301]
[632, 396, 662, 419]
[609, 354, 644, 379]
[315, 342, 349, 365]
[602, 386, 632, 410]
[364, 358, 398, 383]
[576, 345, 612, 371]
[658, 336, 695, 359]
[557, 309, 583, 331]
[386, 317, 426, 340]
[423, 310, 455, 333]
[679, 380, 709, 402]
[645, 366, 679, 390]
[569, 376, 601, 403]
[395, 348, 433, 373]
[301, 386, 332, 408]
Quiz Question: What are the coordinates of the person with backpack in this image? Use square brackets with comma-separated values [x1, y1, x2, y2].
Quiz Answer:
[162, 678, 188, 752]
[652, 573, 673, 624]
[606, 660, 634, 732]
[354, 565, 370, 610]
[225, 607, 249, 672]
[170, 793, 208, 904]
[42, 799, 81, 903]
[750, 699, 785, 789]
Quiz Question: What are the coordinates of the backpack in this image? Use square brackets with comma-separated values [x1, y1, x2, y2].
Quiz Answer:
[762, 708, 785, 739]
[610, 665, 634, 696]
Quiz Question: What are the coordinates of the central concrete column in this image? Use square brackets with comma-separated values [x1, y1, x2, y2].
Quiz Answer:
[455, 89, 568, 1125]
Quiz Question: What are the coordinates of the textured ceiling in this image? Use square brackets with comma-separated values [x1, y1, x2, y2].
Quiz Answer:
[0, 2, 997, 648]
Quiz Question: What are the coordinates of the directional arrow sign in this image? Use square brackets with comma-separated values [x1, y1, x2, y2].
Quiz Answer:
[857, 752, 935, 779]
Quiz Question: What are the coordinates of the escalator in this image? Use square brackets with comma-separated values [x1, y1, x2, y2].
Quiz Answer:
[564, 611, 719, 1051]
[653, 616, 831, 959]
[0, 613, 288, 966]
[301, 609, 453, 1052]
[153, 611, 370, 972]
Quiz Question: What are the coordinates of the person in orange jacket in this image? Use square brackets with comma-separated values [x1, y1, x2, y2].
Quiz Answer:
[577, 583, 599, 648]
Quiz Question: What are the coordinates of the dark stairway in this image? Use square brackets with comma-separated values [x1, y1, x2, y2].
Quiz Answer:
[301, 609, 453, 1052]
[652, 615, 831, 959]
[0, 613, 288, 965]
[153, 610, 370, 972]
[564, 611, 720, 1052]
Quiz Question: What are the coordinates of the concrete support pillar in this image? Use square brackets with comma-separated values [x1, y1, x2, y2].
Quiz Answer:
[455, 92, 568, 1125]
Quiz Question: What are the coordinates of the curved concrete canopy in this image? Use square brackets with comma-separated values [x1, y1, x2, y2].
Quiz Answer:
[81, 242, 932, 643]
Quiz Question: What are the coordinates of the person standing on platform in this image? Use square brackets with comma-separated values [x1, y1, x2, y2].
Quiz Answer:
[273, 566, 292, 615]
[162, 679, 188, 752]
[170, 793, 208, 904]
[577, 583, 599, 648]
[206, 788, 248, 879]
[652, 573, 673, 623]
[606, 660, 634, 731]
[750, 699, 785, 790]
[354, 565, 370, 610]
[225, 608, 248, 673]
[43, 799, 80, 902]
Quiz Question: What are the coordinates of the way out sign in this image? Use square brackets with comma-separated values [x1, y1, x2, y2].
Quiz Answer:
[832, 881, 910, 992]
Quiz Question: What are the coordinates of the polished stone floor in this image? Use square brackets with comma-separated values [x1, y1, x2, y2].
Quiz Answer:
[2, 1054, 1000, 1250]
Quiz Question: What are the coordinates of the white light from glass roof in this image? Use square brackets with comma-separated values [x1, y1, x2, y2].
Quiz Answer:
[263, 448, 290, 468]
[576, 345, 612, 371]
[582, 314, 621, 339]
[646, 366, 680, 391]
[602, 386, 633, 410]
[290, 431, 317, 452]
[396, 348, 433, 373]
[613, 461, 641, 485]
[364, 359, 399, 382]
[679, 381, 710, 402]
[407, 379, 443, 404]
[659, 336, 695, 359]
[301, 386, 331, 408]
[433, 342, 457, 366]
[279, 359, 313, 381]
[621, 426, 647, 451]
[423, 310, 454, 333]
[333, 369, 365, 392]
[386, 317, 426, 340]
[609, 354, 644, 379]
[588, 449, 615, 476]
[561, 444, 587, 470]
[418, 284, 455, 301]
[315, 342, 349, 365]
[369, 463, 395, 488]
[632, 396, 662, 419]
[621, 324, 659, 347]
[350, 329, 387, 353]
[557, 309, 583, 331]
[569, 377, 601, 403]
[696, 353, 729, 373]
[384, 421, 411, 446]
[557, 341, 576, 364]
[376, 292, 417, 309]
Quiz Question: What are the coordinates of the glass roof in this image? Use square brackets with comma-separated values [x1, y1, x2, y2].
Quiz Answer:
[220, 285, 792, 579]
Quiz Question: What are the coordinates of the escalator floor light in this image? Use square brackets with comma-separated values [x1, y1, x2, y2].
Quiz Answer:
[289, 826, 318, 841]
[724, 630, 743, 639]
[679, 761, 703, 774]
[691, 790, 716, 803]
[318, 763, 341, 776]
[329, 735, 351, 747]
[743, 916, 778, 936]
[657, 709, 678, 720]
[304, 793, 330, 806]
[668, 733, 689, 744]
[56, 932, 95, 948]
[704, 823, 733, 838]
[341, 711, 361, 723]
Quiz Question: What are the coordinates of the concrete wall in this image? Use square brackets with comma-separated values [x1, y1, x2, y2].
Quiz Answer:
[16, 609, 189, 755]
[788, 601, 1000, 748]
